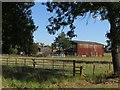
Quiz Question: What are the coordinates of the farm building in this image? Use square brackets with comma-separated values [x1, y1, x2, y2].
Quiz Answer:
[37, 46, 52, 56]
[66, 40, 104, 56]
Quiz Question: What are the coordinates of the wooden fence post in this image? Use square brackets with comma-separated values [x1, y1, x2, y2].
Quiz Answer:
[73, 60, 76, 76]
[80, 66, 83, 76]
[93, 64, 95, 77]
[32, 59, 36, 68]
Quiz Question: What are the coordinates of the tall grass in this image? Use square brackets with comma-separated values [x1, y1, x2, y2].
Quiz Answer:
[2, 64, 115, 88]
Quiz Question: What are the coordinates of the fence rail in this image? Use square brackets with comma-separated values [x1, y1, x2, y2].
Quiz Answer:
[1, 57, 113, 76]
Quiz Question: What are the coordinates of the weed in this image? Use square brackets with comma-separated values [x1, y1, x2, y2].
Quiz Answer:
[50, 78, 58, 84]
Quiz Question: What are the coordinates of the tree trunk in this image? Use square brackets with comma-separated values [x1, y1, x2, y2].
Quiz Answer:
[111, 43, 120, 75]
[109, 14, 120, 76]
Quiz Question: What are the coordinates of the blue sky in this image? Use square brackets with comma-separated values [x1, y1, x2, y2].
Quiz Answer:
[31, 2, 110, 45]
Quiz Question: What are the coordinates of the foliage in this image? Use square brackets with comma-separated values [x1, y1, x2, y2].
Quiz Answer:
[9, 45, 18, 54]
[29, 43, 39, 54]
[51, 43, 57, 50]
[52, 32, 72, 51]
[2, 2, 38, 54]
[43, 2, 120, 40]
[43, 2, 120, 74]
[104, 45, 111, 53]
[39, 43, 45, 47]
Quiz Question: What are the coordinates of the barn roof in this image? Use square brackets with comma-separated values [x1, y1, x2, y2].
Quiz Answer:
[72, 40, 104, 45]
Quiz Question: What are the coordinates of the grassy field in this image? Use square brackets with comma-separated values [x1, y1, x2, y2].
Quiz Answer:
[2, 65, 119, 88]
[1, 54, 120, 88]
[2, 53, 112, 61]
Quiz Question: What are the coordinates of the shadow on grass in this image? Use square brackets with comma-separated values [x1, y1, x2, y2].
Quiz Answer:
[2, 65, 72, 83]
[2, 65, 116, 88]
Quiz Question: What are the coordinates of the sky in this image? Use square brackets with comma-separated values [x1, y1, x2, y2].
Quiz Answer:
[31, 2, 110, 46]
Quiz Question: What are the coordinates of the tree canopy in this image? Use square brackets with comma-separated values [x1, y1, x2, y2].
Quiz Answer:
[43, 2, 120, 41]
[52, 32, 72, 51]
[2, 2, 38, 54]
[43, 2, 120, 75]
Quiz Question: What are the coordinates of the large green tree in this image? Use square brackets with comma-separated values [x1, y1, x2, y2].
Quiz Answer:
[43, 2, 120, 75]
[2, 2, 37, 54]
[52, 32, 72, 51]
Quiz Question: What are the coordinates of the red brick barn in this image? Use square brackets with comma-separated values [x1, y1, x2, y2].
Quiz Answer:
[72, 40, 104, 56]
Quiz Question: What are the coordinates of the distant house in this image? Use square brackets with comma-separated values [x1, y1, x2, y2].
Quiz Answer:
[66, 40, 104, 56]
[37, 46, 52, 56]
